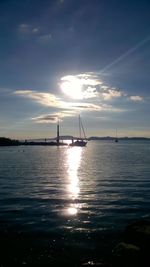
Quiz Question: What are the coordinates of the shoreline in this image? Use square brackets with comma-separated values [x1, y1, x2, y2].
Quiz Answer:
[1, 219, 150, 266]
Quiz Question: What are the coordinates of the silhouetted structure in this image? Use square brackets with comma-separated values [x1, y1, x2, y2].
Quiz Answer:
[0, 137, 20, 146]
[56, 121, 60, 146]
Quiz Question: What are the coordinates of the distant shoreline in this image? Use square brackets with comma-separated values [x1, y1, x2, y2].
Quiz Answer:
[88, 136, 150, 141]
[0, 136, 150, 146]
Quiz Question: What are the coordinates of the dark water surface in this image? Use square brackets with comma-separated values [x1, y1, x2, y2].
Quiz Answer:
[0, 141, 150, 265]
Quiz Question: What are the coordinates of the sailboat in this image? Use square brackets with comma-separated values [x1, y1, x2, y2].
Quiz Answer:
[70, 115, 87, 147]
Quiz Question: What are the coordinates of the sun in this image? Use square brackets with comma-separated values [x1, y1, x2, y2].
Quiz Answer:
[60, 75, 83, 99]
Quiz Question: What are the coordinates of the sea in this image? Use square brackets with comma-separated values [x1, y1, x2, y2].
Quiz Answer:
[0, 140, 150, 266]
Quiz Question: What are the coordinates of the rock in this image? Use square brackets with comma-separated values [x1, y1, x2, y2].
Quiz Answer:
[112, 220, 150, 267]
[112, 242, 140, 267]
[124, 219, 150, 248]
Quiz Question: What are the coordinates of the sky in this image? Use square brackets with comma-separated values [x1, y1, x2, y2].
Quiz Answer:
[0, 0, 150, 139]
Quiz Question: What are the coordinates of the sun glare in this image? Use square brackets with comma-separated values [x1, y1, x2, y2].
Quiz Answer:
[60, 75, 83, 99]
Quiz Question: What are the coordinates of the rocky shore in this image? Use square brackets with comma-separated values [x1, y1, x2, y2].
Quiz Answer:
[83, 219, 150, 267]
[0, 219, 150, 266]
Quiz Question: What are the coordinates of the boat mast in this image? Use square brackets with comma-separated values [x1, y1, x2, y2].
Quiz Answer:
[81, 119, 86, 140]
[79, 115, 81, 139]
[78, 114, 86, 140]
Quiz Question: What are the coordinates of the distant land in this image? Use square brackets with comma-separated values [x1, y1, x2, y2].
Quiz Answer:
[88, 136, 150, 141]
[0, 137, 20, 146]
[20, 136, 150, 142]
[0, 136, 150, 146]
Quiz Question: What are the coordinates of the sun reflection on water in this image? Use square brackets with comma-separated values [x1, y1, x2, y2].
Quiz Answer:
[66, 147, 82, 215]
[67, 207, 78, 215]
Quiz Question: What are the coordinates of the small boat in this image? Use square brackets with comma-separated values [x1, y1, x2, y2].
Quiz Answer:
[115, 128, 118, 142]
[70, 115, 87, 147]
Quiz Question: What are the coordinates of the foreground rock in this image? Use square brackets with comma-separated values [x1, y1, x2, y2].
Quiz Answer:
[112, 219, 150, 267]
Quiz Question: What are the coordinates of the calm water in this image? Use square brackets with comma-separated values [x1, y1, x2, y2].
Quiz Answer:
[0, 141, 150, 265]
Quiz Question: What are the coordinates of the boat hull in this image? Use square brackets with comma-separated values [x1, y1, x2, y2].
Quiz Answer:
[69, 140, 87, 147]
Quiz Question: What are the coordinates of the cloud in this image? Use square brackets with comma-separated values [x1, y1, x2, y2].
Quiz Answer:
[14, 90, 62, 108]
[18, 24, 29, 33]
[14, 89, 103, 112]
[60, 72, 144, 105]
[60, 73, 102, 99]
[32, 28, 39, 33]
[83, 86, 98, 99]
[71, 102, 102, 111]
[18, 23, 54, 45]
[61, 74, 102, 87]
[18, 24, 40, 35]
[32, 114, 59, 124]
[60, 73, 126, 101]
[32, 110, 77, 124]
[76, 73, 102, 86]
[101, 88, 123, 100]
[38, 34, 52, 44]
[129, 95, 143, 101]
[13, 84, 131, 118]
